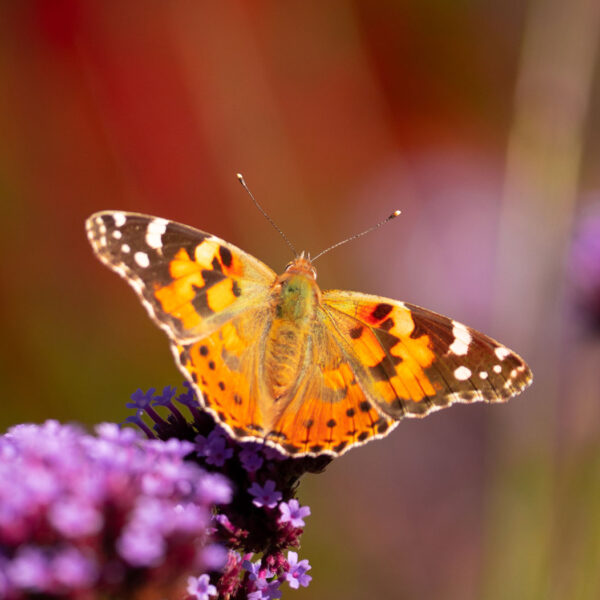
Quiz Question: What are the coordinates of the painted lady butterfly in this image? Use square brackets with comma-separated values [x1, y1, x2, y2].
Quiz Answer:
[86, 208, 532, 457]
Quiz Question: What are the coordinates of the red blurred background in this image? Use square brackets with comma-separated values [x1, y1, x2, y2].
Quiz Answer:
[1, 2, 599, 599]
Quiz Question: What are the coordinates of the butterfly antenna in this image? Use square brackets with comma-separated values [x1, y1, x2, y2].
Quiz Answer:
[237, 173, 298, 257]
[311, 209, 402, 262]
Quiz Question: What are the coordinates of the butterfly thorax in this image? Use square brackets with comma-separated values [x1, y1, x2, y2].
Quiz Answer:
[265, 256, 320, 401]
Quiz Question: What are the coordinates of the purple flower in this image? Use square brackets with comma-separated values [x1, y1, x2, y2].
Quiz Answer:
[248, 480, 282, 509]
[151, 385, 177, 407]
[248, 579, 282, 600]
[284, 551, 312, 589]
[48, 497, 103, 538]
[239, 444, 264, 472]
[242, 558, 273, 583]
[197, 472, 233, 505]
[187, 573, 217, 599]
[278, 499, 311, 528]
[196, 430, 234, 467]
[7, 546, 50, 592]
[0, 421, 230, 597]
[52, 547, 98, 588]
[176, 382, 198, 408]
[127, 387, 156, 410]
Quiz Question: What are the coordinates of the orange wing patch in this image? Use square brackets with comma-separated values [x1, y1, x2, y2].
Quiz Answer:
[323, 291, 532, 421]
[154, 240, 242, 331]
[264, 320, 397, 456]
[270, 359, 396, 456]
[174, 313, 267, 440]
[324, 295, 439, 410]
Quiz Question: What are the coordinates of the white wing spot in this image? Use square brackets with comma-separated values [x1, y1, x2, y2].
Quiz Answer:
[134, 252, 150, 268]
[510, 369, 518, 378]
[99, 236, 107, 247]
[194, 240, 217, 263]
[146, 218, 168, 249]
[122, 244, 131, 254]
[113, 212, 127, 228]
[112, 230, 122, 239]
[493, 364, 502, 374]
[454, 366, 472, 381]
[449, 321, 471, 356]
[479, 371, 488, 379]
[495, 346, 510, 360]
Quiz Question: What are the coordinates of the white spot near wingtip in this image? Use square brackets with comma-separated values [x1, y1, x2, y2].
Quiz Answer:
[122, 244, 131, 254]
[449, 321, 471, 356]
[134, 251, 150, 268]
[113, 212, 127, 228]
[454, 366, 472, 381]
[112, 230, 122, 239]
[146, 218, 168, 249]
[493, 364, 502, 374]
[479, 371, 488, 379]
[495, 346, 510, 360]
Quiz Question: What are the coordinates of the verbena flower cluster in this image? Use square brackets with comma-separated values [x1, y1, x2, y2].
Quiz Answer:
[1, 384, 327, 599]
[0, 420, 230, 599]
[127, 383, 328, 598]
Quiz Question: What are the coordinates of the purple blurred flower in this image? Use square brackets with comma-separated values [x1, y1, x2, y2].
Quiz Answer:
[248, 480, 282, 509]
[278, 499, 311, 529]
[52, 547, 98, 588]
[284, 551, 312, 589]
[569, 201, 600, 330]
[0, 421, 230, 597]
[187, 573, 217, 599]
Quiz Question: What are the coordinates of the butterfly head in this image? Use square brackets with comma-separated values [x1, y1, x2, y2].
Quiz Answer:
[284, 251, 317, 280]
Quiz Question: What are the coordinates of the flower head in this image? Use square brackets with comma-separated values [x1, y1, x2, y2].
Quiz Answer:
[123, 383, 322, 598]
[187, 573, 217, 599]
[0, 421, 230, 597]
[284, 551, 312, 589]
[248, 480, 282, 509]
[278, 499, 311, 529]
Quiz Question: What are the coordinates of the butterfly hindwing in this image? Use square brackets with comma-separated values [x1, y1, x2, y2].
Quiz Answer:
[266, 317, 397, 456]
[321, 291, 532, 420]
[86, 211, 275, 342]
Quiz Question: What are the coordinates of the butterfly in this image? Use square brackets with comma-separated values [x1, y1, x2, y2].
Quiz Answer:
[86, 210, 532, 457]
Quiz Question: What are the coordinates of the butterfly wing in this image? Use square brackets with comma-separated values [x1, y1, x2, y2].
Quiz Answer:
[320, 290, 532, 420]
[87, 211, 285, 443]
[86, 211, 276, 342]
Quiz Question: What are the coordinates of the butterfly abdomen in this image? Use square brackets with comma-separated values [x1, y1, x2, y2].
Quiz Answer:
[265, 270, 319, 400]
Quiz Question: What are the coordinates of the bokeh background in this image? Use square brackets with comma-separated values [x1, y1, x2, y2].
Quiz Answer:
[2, 2, 600, 599]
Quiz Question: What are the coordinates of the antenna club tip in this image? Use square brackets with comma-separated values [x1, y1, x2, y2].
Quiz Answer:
[236, 173, 244, 181]
[390, 209, 402, 218]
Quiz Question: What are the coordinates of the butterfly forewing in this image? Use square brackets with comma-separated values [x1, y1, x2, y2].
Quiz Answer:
[321, 291, 532, 419]
[86, 211, 275, 342]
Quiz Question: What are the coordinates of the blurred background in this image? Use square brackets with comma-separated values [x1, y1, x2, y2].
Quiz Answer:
[1, 1, 599, 599]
